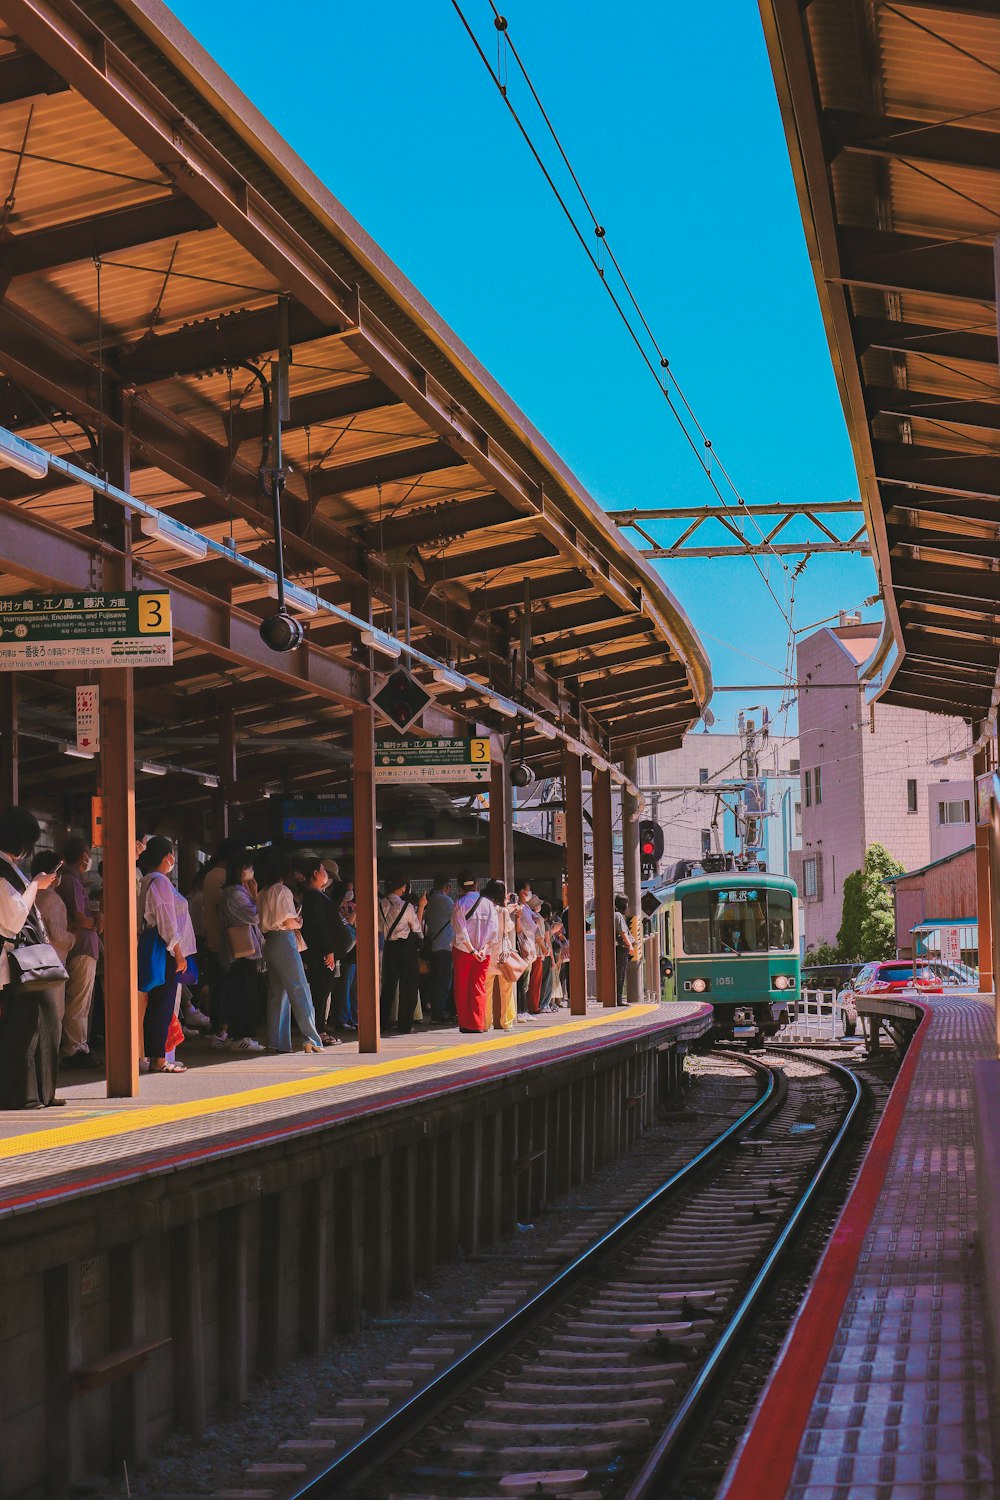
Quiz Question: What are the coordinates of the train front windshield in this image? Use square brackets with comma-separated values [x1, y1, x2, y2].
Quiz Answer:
[681, 887, 795, 955]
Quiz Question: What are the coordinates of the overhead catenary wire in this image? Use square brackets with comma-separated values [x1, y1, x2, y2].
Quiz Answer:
[450, 1, 794, 631]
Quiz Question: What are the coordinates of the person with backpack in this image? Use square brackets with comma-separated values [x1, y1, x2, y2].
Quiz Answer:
[451, 878, 500, 1033]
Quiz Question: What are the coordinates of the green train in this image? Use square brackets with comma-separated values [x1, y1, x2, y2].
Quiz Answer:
[652, 863, 801, 1039]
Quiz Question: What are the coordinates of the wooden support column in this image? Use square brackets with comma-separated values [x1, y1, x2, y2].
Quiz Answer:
[101, 415, 138, 1097]
[591, 762, 617, 1007]
[489, 733, 514, 888]
[353, 704, 380, 1054]
[0, 675, 17, 806]
[563, 747, 587, 1016]
[974, 744, 993, 998]
[623, 747, 643, 1004]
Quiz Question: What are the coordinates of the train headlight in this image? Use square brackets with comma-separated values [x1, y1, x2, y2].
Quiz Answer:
[773, 974, 793, 990]
[689, 977, 708, 993]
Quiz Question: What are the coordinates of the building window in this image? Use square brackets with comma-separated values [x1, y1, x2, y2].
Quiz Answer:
[698, 767, 709, 785]
[794, 801, 802, 838]
[907, 779, 918, 814]
[814, 767, 823, 805]
[789, 758, 800, 774]
[802, 856, 817, 900]
[938, 799, 971, 826]
[700, 829, 712, 856]
[804, 769, 812, 808]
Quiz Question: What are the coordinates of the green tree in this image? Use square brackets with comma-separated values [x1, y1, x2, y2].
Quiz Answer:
[837, 843, 905, 961]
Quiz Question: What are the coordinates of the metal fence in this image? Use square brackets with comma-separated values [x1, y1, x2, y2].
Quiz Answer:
[782, 987, 843, 1041]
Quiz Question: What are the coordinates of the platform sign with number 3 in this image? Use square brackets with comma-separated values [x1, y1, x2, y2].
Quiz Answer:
[0, 591, 173, 670]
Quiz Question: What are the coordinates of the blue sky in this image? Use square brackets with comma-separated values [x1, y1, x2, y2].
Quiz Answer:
[169, 0, 878, 734]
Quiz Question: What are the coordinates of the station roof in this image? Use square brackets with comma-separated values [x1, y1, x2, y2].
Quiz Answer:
[0, 0, 712, 811]
[760, 0, 1000, 723]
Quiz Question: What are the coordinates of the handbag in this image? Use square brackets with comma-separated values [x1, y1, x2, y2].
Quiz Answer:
[228, 925, 257, 961]
[499, 946, 530, 984]
[0, 858, 68, 992]
[137, 923, 167, 992]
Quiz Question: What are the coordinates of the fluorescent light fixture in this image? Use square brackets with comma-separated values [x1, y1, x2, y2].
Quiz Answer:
[609, 766, 627, 785]
[0, 429, 49, 480]
[432, 666, 466, 691]
[491, 696, 519, 719]
[360, 628, 402, 660]
[61, 743, 95, 760]
[266, 580, 318, 617]
[138, 760, 168, 777]
[388, 838, 464, 849]
[591, 755, 611, 775]
[199, 773, 220, 789]
[533, 718, 558, 741]
[140, 511, 208, 561]
[564, 737, 586, 758]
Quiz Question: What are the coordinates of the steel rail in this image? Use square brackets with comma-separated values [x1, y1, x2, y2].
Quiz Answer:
[287, 1052, 780, 1499]
[624, 1045, 865, 1497]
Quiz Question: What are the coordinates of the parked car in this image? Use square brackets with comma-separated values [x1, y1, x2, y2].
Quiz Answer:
[838, 961, 943, 1035]
[920, 959, 978, 989]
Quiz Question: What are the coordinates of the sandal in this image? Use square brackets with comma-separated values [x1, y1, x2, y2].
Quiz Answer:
[152, 1060, 187, 1074]
[320, 1033, 342, 1047]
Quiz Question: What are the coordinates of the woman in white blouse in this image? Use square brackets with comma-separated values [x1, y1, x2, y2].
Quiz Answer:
[0, 806, 64, 1108]
[138, 836, 196, 1074]
[257, 849, 324, 1053]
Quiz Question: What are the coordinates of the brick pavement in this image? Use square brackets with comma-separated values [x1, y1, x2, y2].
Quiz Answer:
[785, 996, 995, 1500]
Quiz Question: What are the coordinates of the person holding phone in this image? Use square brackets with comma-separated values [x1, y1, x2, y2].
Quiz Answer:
[137, 836, 194, 1074]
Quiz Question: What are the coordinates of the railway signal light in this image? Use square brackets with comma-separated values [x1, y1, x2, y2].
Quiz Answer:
[639, 818, 664, 880]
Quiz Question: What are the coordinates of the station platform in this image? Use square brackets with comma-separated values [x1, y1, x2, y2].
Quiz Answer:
[722, 994, 997, 1500]
[0, 999, 710, 1215]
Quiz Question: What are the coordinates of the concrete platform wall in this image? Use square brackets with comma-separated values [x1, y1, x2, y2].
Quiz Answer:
[0, 1030, 685, 1498]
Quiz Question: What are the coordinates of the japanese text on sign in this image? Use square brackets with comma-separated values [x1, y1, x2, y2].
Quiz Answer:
[0, 592, 172, 671]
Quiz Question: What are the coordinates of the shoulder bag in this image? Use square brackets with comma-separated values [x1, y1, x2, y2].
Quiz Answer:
[0, 857, 69, 992]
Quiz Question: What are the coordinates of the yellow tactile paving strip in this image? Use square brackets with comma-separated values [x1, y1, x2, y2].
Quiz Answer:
[0, 1005, 662, 1164]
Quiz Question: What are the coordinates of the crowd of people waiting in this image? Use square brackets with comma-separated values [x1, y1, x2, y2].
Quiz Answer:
[0, 805, 638, 1110]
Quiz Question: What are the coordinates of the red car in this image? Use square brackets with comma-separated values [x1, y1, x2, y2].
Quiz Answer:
[839, 960, 943, 1034]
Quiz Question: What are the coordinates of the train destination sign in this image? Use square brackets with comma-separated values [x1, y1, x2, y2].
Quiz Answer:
[375, 737, 491, 784]
[0, 591, 173, 671]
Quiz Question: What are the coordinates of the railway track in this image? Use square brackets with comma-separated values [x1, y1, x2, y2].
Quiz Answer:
[274, 1047, 864, 1500]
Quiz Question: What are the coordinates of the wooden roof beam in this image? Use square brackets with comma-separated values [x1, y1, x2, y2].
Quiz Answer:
[536, 615, 650, 655]
[114, 301, 333, 383]
[0, 49, 67, 103]
[827, 108, 1000, 175]
[0, 195, 212, 278]
[310, 440, 464, 501]
[363, 493, 517, 551]
[548, 641, 667, 678]
[854, 315, 998, 367]
[837, 227, 995, 304]
[876, 440, 1000, 502]
[227, 375, 400, 448]
[893, 560, 1000, 608]
[422, 535, 558, 588]
[870, 385, 1000, 433]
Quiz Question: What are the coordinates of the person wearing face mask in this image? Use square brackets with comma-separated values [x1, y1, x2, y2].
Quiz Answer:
[0, 806, 66, 1109]
[57, 834, 104, 1067]
[137, 836, 195, 1074]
